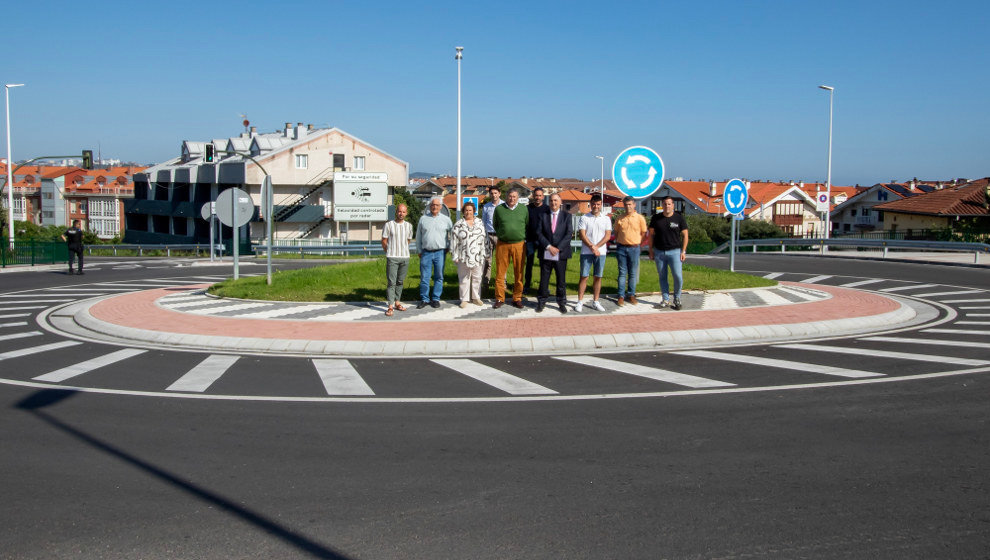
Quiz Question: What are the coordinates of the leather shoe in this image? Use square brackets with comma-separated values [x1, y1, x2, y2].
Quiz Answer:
[512, 300, 524, 309]
[558, 303, 568, 314]
[536, 303, 545, 313]
[493, 300, 504, 309]
[629, 296, 638, 305]
[416, 301, 428, 309]
[430, 300, 440, 308]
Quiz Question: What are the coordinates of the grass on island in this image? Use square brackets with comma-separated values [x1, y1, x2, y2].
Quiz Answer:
[208, 255, 777, 302]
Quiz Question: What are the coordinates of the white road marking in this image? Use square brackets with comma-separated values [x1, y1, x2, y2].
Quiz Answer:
[960, 306, 990, 310]
[312, 359, 376, 396]
[0, 341, 81, 361]
[965, 313, 990, 317]
[0, 298, 76, 303]
[777, 343, 990, 367]
[862, 336, 990, 350]
[167, 355, 240, 392]
[878, 283, 938, 292]
[776, 286, 824, 301]
[234, 304, 332, 319]
[0, 331, 43, 342]
[941, 298, 990, 304]
[923, 328, 990, 336]
[840, 278, 886, 288]
[190, 303, 271, 315]
[0, 313, 30, 319]
[701, 293, 738, 310]
[0, 322, 29, 328]
[432, 359, 558, 395]
[763, 272, 783, 279]
[912, 290, 985, 298]
[802, 275, 832, 284]
[42, 287, 133, 292]
[556, 355, 735, 388]
[675, 350, 884, 378]
[0, 306, 47, 311]
[164, 299, 239, 309]
[956, 321, 990, 325]
[752, 290, 793, 306]
[33, 348, 147, 383]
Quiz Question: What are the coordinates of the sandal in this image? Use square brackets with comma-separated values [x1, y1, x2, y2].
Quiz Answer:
[394, 303, 407, 312]
[385, 307, 394, 317]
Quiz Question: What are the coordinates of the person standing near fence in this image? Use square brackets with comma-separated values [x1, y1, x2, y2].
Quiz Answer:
[61, 219, 85, 275]
[648, 196, 689, 310]
[381, 203, 413, 317]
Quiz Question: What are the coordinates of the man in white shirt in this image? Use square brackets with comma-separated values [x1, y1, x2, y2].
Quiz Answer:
[576, 195, 611, 312]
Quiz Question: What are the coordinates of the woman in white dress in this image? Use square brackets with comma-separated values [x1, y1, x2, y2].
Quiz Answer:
[450, 201, 487, 307]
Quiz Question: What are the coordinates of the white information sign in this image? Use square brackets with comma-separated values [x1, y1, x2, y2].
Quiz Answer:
[335, 206, 388, 221]
[333, 182, 388, 207]
[816, 192, 830, 212]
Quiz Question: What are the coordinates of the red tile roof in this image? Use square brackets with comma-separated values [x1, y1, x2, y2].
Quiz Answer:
[873, 178, 989, 216]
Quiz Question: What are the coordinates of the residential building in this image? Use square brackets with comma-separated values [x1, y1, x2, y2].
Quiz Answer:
[126, 123, 409, 245]
[873, 178, 989, 236]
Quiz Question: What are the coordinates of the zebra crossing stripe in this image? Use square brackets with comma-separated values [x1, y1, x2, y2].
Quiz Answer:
[555, 355, 735, 388]
[940, 298, 990, 304]
[965, 313, 990, 317]
[0, 306, 47, 311]
[840, 278, 885, 288]
[923, 328, 990, 336]
[763, 272, 784, 279]
[960, 306, 990, 310]
[956, 321, 990, 325]
[861, 337, 990, 350]
[33, 349, 147, 383]
[167, 355, 240, 392]
[878, 283, 938, 292]
[776, 343, 990, 367]
[675, 350, 884, 378]
[0, 295, 80, 299]
[776, 287, 823, 301]
[0, 322, 29, 328]
[193, 303, 271, 315]
[752, 290, 793, 306]
[312, 359, 375, 395]
[431, 359, 558, 395]
[0, 331, 43, 342]
[0, 313, 30, 319]
[0, 341, 81, 361]
[802, 275, 832, 284]
[911, 290, 985, 298]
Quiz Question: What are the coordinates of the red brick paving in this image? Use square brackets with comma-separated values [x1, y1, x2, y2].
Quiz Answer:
[88, 282, 900, 342]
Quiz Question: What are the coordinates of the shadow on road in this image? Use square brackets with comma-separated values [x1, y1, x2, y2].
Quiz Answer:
[15, 389, 353, 560]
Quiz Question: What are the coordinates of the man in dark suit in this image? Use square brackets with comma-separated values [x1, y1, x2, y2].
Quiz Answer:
[536, 193, 573, 313]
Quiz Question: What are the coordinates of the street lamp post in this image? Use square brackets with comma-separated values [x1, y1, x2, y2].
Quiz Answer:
[455, 46, 463, 221]
[5, 83, 24, 244]
[594, 155, 604, 193]
[819, 85, 834, 245]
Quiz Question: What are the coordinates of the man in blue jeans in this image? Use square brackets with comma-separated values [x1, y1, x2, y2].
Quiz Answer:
[612, 196, 648, 306]
[648, 196, 689, 310]
[415, 197, 453, 308]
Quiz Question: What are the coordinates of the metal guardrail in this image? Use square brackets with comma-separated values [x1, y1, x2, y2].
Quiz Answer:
[84, 244, 219, 257]
[710, 237, 990, 263]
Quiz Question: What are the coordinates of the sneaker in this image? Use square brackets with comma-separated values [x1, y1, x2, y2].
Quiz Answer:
[616, 297, 625, 307]
[671, 298, 682, 311]
[459, 301, 469, 308]
[659, 299, 670, 308]
[629, 296, 638, 305]
[591, 300, 605, 312]
[575, 301, 584, 313]
[416, 301, 428, 309]
[471, 299, 484, 306]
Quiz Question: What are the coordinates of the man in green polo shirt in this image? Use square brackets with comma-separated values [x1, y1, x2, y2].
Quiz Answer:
[492, 188, 529, 308]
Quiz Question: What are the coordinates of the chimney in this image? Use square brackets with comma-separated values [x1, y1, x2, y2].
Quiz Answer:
[709, 180, 716, 196]
[799, 181, 804, 188]
[294, 122, 304, 140]
[307, 123, 314, 131]
[250, 126, 257, 137]
[284, 122, 292, 137]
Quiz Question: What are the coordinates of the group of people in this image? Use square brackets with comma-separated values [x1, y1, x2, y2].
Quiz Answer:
[380, 186, 689, 316]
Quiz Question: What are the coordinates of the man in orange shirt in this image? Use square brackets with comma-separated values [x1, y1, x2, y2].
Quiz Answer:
[612, 196, 648, 305]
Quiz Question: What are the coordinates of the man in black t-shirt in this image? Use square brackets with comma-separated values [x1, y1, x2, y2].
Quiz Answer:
[61, 220, 85, 275]
[648, 196, 688, 310]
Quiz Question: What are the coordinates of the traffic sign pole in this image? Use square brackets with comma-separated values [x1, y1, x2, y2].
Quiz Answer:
[232, 189, 239, 280]
[264, 175, 273, 286]
[723, 178, 749, 272]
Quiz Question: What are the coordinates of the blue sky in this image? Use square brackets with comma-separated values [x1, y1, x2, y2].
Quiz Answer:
[3, 0, 987, 185]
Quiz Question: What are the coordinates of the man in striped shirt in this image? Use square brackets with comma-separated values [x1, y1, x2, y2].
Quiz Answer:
[381, 203, 413, 316]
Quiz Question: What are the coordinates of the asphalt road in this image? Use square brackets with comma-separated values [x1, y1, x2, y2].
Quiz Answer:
[1, 255, 988, 559]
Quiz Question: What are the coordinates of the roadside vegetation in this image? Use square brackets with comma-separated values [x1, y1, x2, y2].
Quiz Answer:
[208, 256, 777, 302]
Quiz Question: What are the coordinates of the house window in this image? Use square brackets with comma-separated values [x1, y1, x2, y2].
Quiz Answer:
[354, 156, 365, 171]
[295, 154, 309, 169]
[877, 190, 888, 201]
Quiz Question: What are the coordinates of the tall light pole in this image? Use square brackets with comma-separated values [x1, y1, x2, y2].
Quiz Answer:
[594, 155, 604, 193]
[5, 83, 24, 244]
[455, 46, 463, 221]
[818, 85, 834, 243]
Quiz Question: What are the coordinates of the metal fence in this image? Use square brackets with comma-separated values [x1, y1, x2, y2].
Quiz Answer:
[711, 237, 990, 263]
[0, 239, 69, 268]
